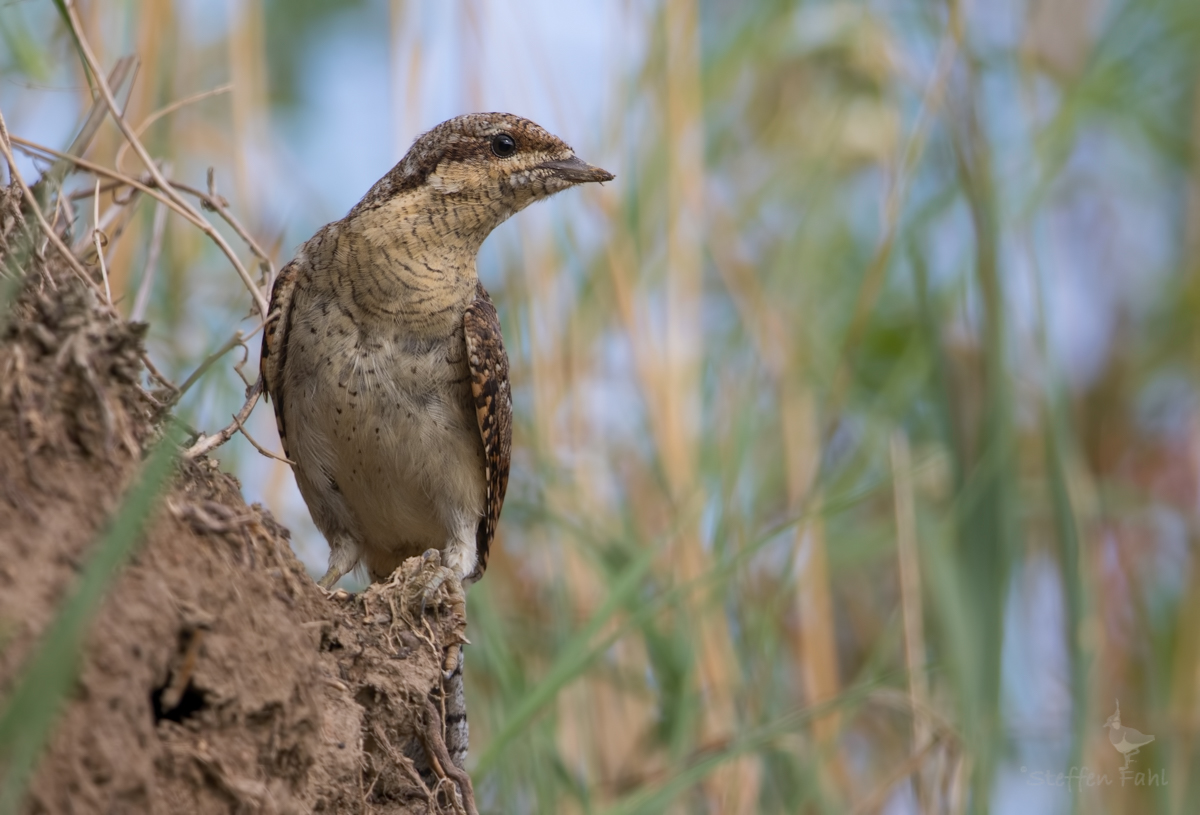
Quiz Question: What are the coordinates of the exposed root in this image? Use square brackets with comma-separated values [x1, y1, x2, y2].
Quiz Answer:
[418, 699, 477, 815]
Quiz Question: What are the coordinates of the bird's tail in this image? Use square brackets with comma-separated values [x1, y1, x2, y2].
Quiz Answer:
[443, 648, 470, 769]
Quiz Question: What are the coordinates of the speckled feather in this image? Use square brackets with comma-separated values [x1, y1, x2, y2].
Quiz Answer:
[463, 282, 511, 577]
[351, 113, 581, 213]
[261, 259, 298, 462]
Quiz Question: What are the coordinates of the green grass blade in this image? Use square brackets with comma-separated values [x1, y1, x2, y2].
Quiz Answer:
[0, 430, 179, 813]
[474, 541, 660, 776]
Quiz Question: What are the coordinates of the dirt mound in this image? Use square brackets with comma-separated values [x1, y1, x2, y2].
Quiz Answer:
[0, 189, 475, 813]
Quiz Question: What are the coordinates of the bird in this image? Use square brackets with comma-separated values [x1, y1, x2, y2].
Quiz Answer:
[1104, 700, 1155, 767]
[259, 112, 612, 768]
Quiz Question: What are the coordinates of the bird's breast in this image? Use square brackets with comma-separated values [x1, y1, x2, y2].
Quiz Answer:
[283, 292, 485, 555]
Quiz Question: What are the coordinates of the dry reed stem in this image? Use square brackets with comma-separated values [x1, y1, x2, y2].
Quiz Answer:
[891, 432, 929, 733]
[518, 235, 597, 791]
[599, 94, 751, 815]
[948, 750, 969, 815]
[661, 1, 759, 811]
[824, 27, 959, 426]
[1168, 541, 1200, 812]
[783, 425, 848, 802]
[707, 230, 847, 799]
[890, 431, 932, 809]
[565, 329, 659, 793]
[228, 0, 269, 214]
[1188, 78, 1200, 256]
[524, 232, 656, 800]
[705, 18, 961, 807]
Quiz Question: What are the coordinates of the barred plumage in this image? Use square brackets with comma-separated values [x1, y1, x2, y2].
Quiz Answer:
[463, 282, 512, 579]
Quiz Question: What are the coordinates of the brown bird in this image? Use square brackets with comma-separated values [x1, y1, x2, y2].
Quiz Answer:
[260, 112, 611, 767]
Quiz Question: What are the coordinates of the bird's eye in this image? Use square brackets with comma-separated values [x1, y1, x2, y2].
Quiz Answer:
[491, 133, 517, 158]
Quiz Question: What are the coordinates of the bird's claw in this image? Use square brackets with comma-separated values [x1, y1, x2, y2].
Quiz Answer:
[403, 550, 468, 677]
[316, 566, 342, 591]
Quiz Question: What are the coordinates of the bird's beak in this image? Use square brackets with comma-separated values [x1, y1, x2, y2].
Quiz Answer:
[538, 155, 614, 184]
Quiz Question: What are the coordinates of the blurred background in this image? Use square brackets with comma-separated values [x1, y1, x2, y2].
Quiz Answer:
[3, 0, 1200, 812]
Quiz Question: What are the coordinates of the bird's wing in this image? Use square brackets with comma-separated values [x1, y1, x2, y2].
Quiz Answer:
[463, 282, 512, 579]
[260, 260, 299, 462]
[1127, 729, 1155, 746]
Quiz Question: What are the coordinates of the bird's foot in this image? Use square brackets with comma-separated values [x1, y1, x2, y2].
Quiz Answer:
[401, 550, 469, 679]
[315, 568, 354, 602]
[317, 537, 360, 591]
[316, 566, 344, 591]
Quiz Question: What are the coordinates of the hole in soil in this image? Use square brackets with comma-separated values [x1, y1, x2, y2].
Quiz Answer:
[151, 679, 206, 723]
[151, 628, 208, 723]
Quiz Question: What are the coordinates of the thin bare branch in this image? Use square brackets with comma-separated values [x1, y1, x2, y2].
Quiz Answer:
[231, 410, 294, 466]
[91, 179, 112, 304]
[114, 83, 234, 175]
[12, 136, 209, 231]
[171, 313, 276, 403]
[174, 332, 248, 401]
[138, 350, 177, 393]
[184, 381, 261, 460]
[61, 0, 269, 320]
[0, 108, 105, 299]
[68, 179, 125, 200]
[12, 136, 276, 290]
[168, 179, 275, 283]
[32, 56, 136, 201]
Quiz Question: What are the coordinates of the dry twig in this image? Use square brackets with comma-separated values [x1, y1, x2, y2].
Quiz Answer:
[113, 83, 233, 175]
[0, 108, 105, 299]
[7, 19, 282, 466]
[166, 177, 275, 285]
[91, 179, 112, 304]
[11, 136, 215, 233]
[61, 0, 269, 319]
[12, 137, 276, 302]
[184, 381, 262, 460]
[231, 410, 294, 466]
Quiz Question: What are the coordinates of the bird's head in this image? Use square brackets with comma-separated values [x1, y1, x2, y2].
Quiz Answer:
[353, 112, 613, 233]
